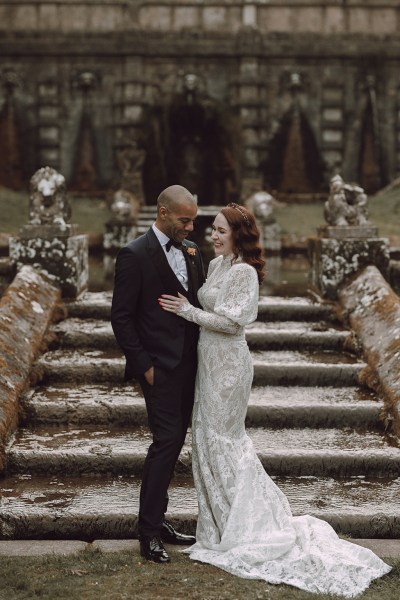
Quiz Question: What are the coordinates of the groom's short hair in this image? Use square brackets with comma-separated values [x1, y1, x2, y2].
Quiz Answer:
[157, 185, 197, 213]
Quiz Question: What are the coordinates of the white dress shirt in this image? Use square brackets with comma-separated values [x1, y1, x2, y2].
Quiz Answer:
[152, 224, 189, 291]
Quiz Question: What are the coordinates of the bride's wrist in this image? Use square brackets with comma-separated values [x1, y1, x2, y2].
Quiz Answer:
[177, 299, 191, 313]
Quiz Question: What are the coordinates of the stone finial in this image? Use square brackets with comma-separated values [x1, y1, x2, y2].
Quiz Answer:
[245, 190, 281, 252]
[324, 174, 371, 228]
[184, 73, 199, 92]
[29, 166, 71, 227]
[103, 189, 141, 253]
[110, 189, 141, 223]
[246, 190, 277, 226]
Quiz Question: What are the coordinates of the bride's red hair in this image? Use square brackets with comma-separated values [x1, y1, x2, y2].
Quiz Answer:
[220, 203, 266, 284]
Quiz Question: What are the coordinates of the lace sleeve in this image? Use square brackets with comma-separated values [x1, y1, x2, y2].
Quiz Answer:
[177, 263, 259, 334]
[214, 263, 259, 325]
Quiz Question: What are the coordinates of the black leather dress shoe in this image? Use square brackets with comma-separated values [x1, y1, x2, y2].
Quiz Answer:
[140, 536, 170, 563]
[161, 520, 196, 545]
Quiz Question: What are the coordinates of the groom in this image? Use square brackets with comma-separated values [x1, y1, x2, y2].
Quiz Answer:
[111, 185, 205, 563]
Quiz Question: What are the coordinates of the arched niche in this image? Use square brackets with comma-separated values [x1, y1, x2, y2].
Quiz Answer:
[358, 89, 383, 194]
[141, 94, 241, 205]
[264, 104, 324, 195]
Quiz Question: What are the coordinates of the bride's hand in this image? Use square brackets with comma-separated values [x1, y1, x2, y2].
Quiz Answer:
[158, 292, 189, 313]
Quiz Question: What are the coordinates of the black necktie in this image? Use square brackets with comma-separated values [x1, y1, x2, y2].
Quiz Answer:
[166, 239, 182, 252]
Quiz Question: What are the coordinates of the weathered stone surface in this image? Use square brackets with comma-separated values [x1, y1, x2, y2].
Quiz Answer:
[0, 266, 60, 472]
[0, 539, 87, 556]
[339, 265, 400, 435]
[318, 226, 379, 240]
[19, 224, 78, 239]
[91, 539, 137, 553]
[352, 539, 400, 559]
[9, 234, 88, 298]
[10, 423, 398, 479]
[2, 3, 400, 197]
[0, 287, 397, 544]
[24, 383, 382, 430]
[308, 237, 390, 300]
[103, 222, 136, 251]
[1, 474, 400, 540]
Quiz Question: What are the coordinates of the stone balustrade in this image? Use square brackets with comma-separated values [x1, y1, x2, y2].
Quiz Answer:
[339, 265, 400, 437]
[0, 266, 60, 472]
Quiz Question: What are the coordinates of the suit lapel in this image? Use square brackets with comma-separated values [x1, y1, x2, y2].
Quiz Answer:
[146, 228, 188, 296]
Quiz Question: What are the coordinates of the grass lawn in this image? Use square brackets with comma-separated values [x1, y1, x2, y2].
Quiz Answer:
[0, 548, 398, 600]
[1, 186, 399, 244]
[274, 187, 400, 244]
[0, 188, 110, 236]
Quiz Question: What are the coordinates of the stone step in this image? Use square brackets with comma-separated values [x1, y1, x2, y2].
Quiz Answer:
[36, 350, 365, 386]
[257, 296, 337, 322]
[66, 292, 112, 320]
[1, 473, 399, 539]
[246, 321, 354, 350]
[66, 293, 337, 323]
[23, 384, 383, 429]
[52, 318, 350, 351]
[7, 425, 400, 478]
[139, 205, 220, 217]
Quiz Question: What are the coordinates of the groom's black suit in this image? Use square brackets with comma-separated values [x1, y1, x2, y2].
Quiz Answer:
[111, 227, 205, 538]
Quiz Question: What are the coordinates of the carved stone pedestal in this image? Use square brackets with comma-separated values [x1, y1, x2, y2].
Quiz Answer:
[9, 224, 88, 298]
[261, 222, 282, 253]
[103, 218, 137, 252]
[308, 235, 390, 300]
[317, 225, 379, 240]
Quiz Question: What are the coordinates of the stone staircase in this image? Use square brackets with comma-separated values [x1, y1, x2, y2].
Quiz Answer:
[1, 291, 400, 541]
[137, 205, 220, 236]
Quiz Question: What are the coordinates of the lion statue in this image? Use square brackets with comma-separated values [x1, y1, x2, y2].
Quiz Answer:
[29, 166, 71, 226]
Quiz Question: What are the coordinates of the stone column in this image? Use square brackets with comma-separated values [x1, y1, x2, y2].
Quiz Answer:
[9, 166, 88, 298]
[230, 31, 265, 191]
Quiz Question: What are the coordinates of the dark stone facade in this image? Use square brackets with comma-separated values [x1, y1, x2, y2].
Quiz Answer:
[1, 1, 400, 203]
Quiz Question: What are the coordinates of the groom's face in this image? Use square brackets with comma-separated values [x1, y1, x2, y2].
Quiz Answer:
[159, 201, 197, 243]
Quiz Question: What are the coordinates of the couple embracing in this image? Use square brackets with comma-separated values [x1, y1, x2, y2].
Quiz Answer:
[111, 185, 390, 598]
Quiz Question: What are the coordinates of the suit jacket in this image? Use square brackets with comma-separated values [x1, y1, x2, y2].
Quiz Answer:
[111, 227, 205, 380]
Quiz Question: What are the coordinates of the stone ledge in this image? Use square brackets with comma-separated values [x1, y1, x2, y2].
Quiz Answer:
[339, 265, 400, 435]
[0, 538, 398, 559]
[0, 539, 87, 557]
[0, 265, 60, 472]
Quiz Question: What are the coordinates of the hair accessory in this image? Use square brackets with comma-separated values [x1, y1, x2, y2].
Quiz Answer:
[227, 202, 250, 226]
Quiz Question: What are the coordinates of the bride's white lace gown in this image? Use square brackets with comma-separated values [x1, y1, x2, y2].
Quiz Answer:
[177, 254, 391, 597]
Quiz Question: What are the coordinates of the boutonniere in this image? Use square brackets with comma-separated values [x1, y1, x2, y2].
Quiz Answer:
[186, 247, 196, 257]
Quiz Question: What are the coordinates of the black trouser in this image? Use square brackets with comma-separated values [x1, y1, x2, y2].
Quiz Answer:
[137, 350, 197, 539]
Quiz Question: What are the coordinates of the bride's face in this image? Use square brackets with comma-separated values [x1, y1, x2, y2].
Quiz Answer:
[211, 213, 233, 257]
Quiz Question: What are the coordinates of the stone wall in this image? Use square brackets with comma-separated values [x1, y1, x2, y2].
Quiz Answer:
[0, 1, 399, 35]
[1, 1, 400, 201]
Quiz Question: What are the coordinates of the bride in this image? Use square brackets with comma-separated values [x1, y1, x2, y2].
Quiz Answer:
[159, 202, 391, 597]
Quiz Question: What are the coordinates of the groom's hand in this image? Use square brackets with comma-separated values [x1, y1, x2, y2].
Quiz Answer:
[144, 366, 154, 386]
